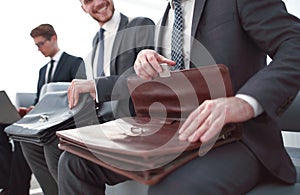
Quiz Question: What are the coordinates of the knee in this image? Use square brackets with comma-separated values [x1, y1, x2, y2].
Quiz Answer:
[148, 176, 225, 195]
[58, 151, 92, 178]
[58, 151, 77, 173]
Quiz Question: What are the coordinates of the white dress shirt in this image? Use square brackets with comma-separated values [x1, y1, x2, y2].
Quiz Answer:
[93, 11, 121, 78]
[45, 50, 64, 82]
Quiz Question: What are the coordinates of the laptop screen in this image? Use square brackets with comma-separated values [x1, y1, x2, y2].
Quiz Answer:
[0, 90, 21, 125]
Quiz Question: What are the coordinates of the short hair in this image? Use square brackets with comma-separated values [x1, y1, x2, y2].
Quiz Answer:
[30, 24, 57, 39]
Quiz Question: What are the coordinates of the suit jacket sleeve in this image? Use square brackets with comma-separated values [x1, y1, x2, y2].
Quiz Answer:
[69, 56, 86, 80]
[34, 66, 47, 105]
[236, 0, 300, 120]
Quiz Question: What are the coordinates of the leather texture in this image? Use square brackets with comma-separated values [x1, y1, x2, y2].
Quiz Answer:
[56, 65, 242, 185]
[128, 64, 233, 119]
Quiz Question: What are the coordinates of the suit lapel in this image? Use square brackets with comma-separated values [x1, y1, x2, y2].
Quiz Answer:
[156, 3, 171, 54]
[110, 13, 129, 75]
[52, 52, 66, 80]
[40, 66, 47, 86]
[91, 34, 99, 68]
[157, 1, 206, 53]
[191, 0, 206, 38]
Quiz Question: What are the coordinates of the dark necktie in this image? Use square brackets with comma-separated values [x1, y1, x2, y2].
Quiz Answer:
[97, 28, 105, 77]
[47, 59, 55, 83]
[171, 0, 184, 70]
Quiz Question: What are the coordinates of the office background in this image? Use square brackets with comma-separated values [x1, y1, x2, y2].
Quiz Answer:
[0, 0, 167, 101]
[0, 0, 298, 101]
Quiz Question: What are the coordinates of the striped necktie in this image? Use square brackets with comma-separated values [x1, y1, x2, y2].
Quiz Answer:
[171, 0, 184, 70]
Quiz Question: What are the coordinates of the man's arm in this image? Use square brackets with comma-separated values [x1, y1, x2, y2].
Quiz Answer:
[236, 0, 300, 120]
[133, 50, 254, 143]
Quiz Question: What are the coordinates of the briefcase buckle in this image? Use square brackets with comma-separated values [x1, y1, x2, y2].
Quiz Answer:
[39, 114, 49, 122]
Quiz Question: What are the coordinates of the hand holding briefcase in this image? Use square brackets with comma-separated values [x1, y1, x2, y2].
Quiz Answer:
[57, 64, 243, 185]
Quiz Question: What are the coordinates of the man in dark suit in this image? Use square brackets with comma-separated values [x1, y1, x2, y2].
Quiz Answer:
[19, 24, 86, 195]
[58, 0, 300, 194]
[32, 25, 86, 106]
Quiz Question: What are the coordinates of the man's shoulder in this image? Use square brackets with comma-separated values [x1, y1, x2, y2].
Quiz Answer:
[126, 15, 155, 27]
[61, 52, 83, 62]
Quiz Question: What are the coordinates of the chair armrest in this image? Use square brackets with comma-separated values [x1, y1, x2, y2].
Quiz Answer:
[15, 92, 36, 108]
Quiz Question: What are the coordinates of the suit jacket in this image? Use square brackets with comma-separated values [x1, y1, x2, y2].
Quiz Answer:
[93, 13, 155, 121]
[35, 52, 86, 104]
[158, 0, 300, 183]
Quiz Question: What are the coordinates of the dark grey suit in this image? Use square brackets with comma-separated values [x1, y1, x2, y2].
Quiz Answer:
[93, 13, 155, 121]
[58, 14, 155, 194]
[58, 1, 300, 194]
[20, 52, 86, 195]
[189, 0, 299, 183]
[149, 0, 300, 194]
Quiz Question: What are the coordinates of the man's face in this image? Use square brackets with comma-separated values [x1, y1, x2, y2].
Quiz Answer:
[81, 0, 115, 26]
[33, 36, 56, 57]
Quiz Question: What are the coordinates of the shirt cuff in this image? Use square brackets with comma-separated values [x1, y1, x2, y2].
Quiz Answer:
[235, 94, 263, 117]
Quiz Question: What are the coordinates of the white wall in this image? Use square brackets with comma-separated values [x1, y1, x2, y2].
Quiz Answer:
[0, 0, 167, 102]
[0, 0, 299, 103]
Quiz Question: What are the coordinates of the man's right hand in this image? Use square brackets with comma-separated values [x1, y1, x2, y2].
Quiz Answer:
[67, 79, 96, 109]
[18, 106, 34, 117]
[134, 49, 176, 80]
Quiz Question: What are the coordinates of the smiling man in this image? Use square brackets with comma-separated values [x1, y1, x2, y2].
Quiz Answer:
[57, 0, 155, 193]
[64, 0, 155, 116]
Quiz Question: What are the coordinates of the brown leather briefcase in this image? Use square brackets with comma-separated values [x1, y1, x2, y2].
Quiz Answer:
[57, 64, 242, 185]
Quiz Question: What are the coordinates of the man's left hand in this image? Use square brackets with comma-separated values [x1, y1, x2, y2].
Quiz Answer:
[178, 97, 254, 143]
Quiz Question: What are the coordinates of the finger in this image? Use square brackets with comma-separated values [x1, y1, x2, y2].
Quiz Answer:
[190, 106, 225, 143]
[140, 56, 159, 77]
[90, 92, 96, 100]
[179, 108, 199, 133]
[72, 87, 80, 108]
[67, 83, 74, 109]
[145, 53, 163, 73]
[69, 82, 80, 109]
[197, 116, 224, 145]
[134, 50, 158, 77]
[179, 107, 210, 141]
[188, 114, 213, 143]
[134, 62, 153, 80]
[179, 103, 206, 133]
[156, 53, 176, 67]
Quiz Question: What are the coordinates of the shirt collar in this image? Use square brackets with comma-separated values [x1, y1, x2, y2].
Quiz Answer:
[101, 11, 121, 33]
[169, 0, 191, 9]
[51, 50, 63, 62]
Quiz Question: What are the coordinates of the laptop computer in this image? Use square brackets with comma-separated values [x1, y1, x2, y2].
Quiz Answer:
[0, 90, 21, 125]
